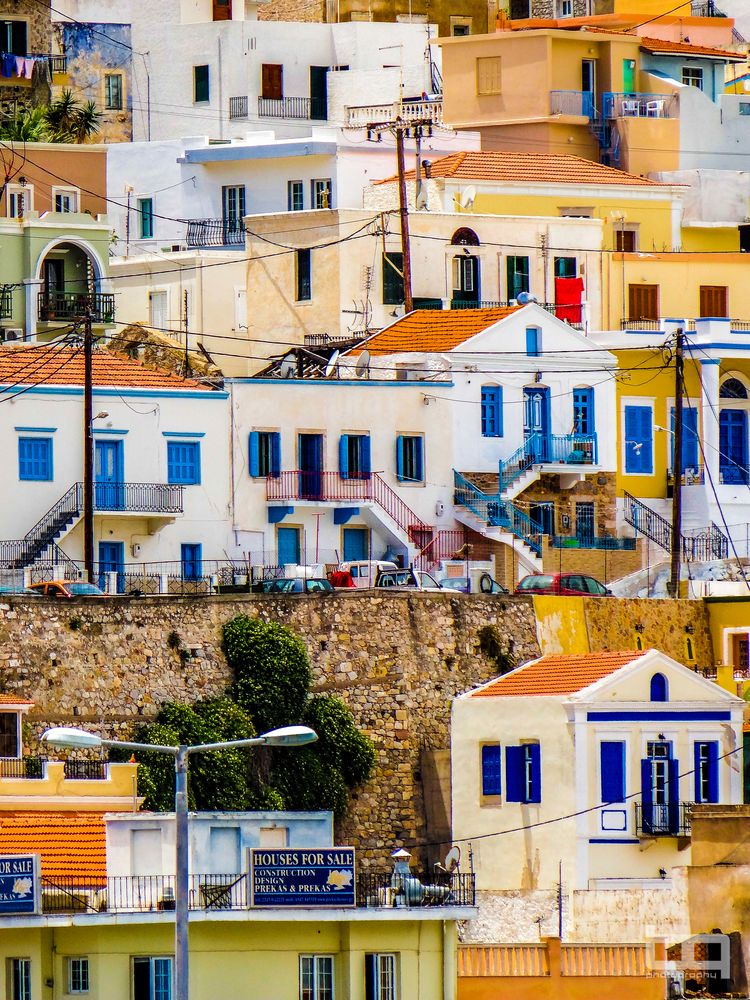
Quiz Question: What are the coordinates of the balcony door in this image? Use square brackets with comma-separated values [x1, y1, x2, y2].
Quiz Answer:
[98, 541, 125, 593]
[95, 439, 124, 510]
[581, 59, 596, 117]
[641, 741, 679, 835]
[222, 185, 246, 241]
[523, 386, 551, 462]
[298, 433, 323, 500]
[310, 66, 328, 120]
[720, 409, 749, 484]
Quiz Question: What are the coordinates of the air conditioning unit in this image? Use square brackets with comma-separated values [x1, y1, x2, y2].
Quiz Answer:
[1, 328, 23, 342]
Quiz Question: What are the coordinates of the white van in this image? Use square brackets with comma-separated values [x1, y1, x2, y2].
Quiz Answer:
[339, 560, 399, 588]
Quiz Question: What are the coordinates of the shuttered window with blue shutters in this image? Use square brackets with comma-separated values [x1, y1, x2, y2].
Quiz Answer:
[249, 431, 281, 478]
[600, 741, 626, 803]
[18, 437, 53, 481]
[481, 386, 503, 437]
[396, 435, 424, 483]
[526, 327, 541, 357]
[506, 743, 541, 803]
[481, 745, 502, 797]
[624, 404, 653, 474]
[167, 441, 200, 484]
[670, 405, 699, 470]
[694, 741, 719, 803]
[339, 434, 371, 480]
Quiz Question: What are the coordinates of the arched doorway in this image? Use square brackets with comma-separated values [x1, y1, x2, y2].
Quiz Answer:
[35, 240, 111, 323]
[719, 375, 749, 484]
[451, 228, 481, 306]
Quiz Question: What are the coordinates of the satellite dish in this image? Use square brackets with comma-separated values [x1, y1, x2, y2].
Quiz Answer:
[278, 352, 297, 379]
[416, 188, 428, 211]
[324, 349, 340, 378]
[458, 186, 476, 210]
[355, 349, 371, 379]
[444, 846, 461, 873]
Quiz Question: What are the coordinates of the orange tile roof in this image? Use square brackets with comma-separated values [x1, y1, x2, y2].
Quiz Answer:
[350, 307, 520, 356]
[639, 36, 744, 60]
[0, 696, 33, 706]
[375, 150, 664, 187]
[0, 346, 211, 390]
[0, 811, 106, 880]
[472, 649, 650, 698]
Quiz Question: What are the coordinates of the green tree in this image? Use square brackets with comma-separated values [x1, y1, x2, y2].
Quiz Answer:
[0, 91, 102, 144]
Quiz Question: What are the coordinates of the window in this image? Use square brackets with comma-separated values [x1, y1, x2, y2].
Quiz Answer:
[506, 256, 529, 299]
[300, 955, 333, 1000]
[525, 327, 541, 357]
[554, 256, 577, 278]
[600, 741, 626, 803]
[1, 20, 28, 57]
[167, 441, 200, 485]
[181, 543, 202, 581]
[481, 744, 502, 797]
[104, 73, 123, 110]
[68, 958, 89, 994]
[559, 206, 594, 218]
[0, 713, 19, 758]
[261, 63, 283, 100]
[222, 185, 245, 234]
[149, 290, 167, 329]
[452, 22, 470, 34]
[249, 431, 281, 477]
[382, 252, 404, 305]
[53, 188, 79, 213]
[133, 957, 172, 1000]
[365, 954, 397, 1000]
[311, 179, 332, 209]
[18, 437, 52, 481]
[720, 377, 748, 399]
[670, 405, 699, 470]
[481, 385, 503, 437]
[138, 198, 154, 240]
[615, 227, 638, 252]
[476, 56, 502, 95]
[396, 435, 424, 484]
[193, 65, 210, 103]
[699, 285, 728, 318]
[6, 185, 32, 219]
[288, 180, 304, 212]
[628, 284, 659, 321]
[694, 741, 719, 803]
[573, 387, 594, 434]
[558, 0, 573, 15]
[339, 434, 371, 479]
[649, 672, 668, 702]
[506, 743, 541, 803]
[624, 404, 653, 474]
[296, 248, 312, 301]
[9, 959, 31, 1000]
[740, 103, 750, 116]
[682, 66, 704, 90]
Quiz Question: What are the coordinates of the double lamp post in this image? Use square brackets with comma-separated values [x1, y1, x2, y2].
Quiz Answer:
[42, 723, 318, 1000]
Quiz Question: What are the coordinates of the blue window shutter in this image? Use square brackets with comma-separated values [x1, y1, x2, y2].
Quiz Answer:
[526, 327, 540, 357]
[505, 746, 523, 802]
[339, 434, 349, 479]
[667, 757, 680, 833]
[270, 432, 281, 478]
[707, 741, 719, 802]
[496, 387, 504, 437]
[649, 673, 668, 702]
[361, 435, 371, 479]
[481, 387, 490, 436]
[481, 745, 502, 796]
[640, 759, 653, 833]
[527, 744, 541, 803]
[396, 435, 405, 482]
[249, 432, 260, 477]
[625, 405, 653, 474]
[600, 741, 626, 803]
[415, 437, 424, 483]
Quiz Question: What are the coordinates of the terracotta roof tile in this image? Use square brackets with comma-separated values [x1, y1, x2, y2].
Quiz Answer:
[350, 307, 520, 356]
[0, 346, 212, 391]
[0, 695, 33, 705]
[472, 649, 650, 698]
[639, 36, 744, 60]
[376, 150, 664, 187]
[0, 811, 106, 880]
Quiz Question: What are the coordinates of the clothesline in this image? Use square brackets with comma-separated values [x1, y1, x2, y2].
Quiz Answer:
[0, 54, 53, 83]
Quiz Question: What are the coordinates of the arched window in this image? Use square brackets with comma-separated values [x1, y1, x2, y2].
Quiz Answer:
[650, 672, 668, 702]
[450, 227, 480, 247]
[720, 377, 748, 399]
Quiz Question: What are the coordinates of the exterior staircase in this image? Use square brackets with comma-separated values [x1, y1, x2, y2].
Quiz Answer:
[498, 433, 597, 500]
[0, 484, 84, 570]
[623, 492, 729, 563]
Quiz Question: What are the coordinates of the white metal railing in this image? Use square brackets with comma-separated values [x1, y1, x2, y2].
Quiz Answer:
[346, 99, 443, 128]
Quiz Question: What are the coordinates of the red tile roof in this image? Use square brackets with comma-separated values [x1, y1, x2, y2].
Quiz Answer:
[0, 346, 211, 390]
[0, 811, 106, 880]
[639, 36, 744, 60]
[472, 650, 650, 698]
[0, 696, 34, 706]
[375, 150, 665, 187]
[351, 307, 520, 356]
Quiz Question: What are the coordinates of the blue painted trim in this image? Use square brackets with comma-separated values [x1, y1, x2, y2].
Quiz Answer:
[14, 426, 57, 433]
[162, 431, 206, 438]
[226, 379, 455, 389]
[587, 711, 732, 721]
[0, 386, 228, 400]
[93, 428, 129, 436]
[268, 505, 294, 524]
[689, 343, 750, 351]
[333, 506, 361, 525]
[588, 838, 641, 845]
[699, 359, 722, 365]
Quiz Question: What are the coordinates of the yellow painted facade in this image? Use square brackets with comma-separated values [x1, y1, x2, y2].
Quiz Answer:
[0, 762, 139, 811]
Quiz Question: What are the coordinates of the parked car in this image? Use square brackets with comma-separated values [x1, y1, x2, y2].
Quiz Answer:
[514, 573, 612, 597]
[440, 574, 508, 594]
[27, 580, 109, 599]
[339, 560, 399, 588]
[373, 568, 444, 592]
[252, 578, 333, 595]
[0, 585, 42, 597]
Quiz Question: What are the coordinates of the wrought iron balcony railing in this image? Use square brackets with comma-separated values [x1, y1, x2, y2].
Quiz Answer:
[38, 292, 115, 323]
[635, 801, 692, 837]
[92, 482, 184, 513]
[185, 219, 245, 247]
[258, 96, 311, 119]
[602, 92, 679, 120]
[0, 757, 107, 779]
[228, 96, 248, 119]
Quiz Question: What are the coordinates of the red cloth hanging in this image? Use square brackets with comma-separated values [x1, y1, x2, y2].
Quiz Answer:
[555, 276, 584, 323]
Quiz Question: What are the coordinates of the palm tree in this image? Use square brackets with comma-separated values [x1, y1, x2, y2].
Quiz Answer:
[44, 90, 102, 143]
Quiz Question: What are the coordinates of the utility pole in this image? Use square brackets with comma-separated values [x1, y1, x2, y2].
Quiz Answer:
[395, 125, 413, 314]
[83, 312, 94, 582]
[183, 289, 190, 377]
[669, 329, 684, 598]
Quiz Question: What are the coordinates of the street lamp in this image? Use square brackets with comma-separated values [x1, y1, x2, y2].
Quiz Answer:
[42, 723, 317, 1000]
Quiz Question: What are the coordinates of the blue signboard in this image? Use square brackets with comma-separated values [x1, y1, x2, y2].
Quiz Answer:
[0, 855, 40, 914]
[251, 848, 355, 907]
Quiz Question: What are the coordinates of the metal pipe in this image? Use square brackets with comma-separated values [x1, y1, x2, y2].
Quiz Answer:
[174, 747, 189, 1000]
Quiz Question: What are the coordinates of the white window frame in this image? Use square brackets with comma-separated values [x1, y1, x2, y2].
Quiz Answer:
[682, 66, 704, 90]
[6, 184, 33, 219]
[9, 958, 31, 1000]
[311, 178, 332, 209]
[366, 954, 397, 1000]
[67, 957, 89, 995]
[620, 396, 655, 478]
[52, 187, 79, 213]
[148, 288, 170, 334]
[299, 954, 334, 1000]
[104, 72, 124, 109]
[132, 956, 173, 1000]
[595, 731, 630, 835]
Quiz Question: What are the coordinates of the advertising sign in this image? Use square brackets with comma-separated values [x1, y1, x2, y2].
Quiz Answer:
[0, 855, 40, 915]
[251, 848, 355, 907]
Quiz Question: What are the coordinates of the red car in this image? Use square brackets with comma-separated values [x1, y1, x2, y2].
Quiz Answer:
[514, 573, 612, 597]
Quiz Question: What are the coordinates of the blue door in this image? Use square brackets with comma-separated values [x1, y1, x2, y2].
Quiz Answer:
[181, 544, 202, 581]
[624, 405, 653, 475]
[671, 406, 699, 471]
[720, 409, 748, 484]
[277, 526, 301, 566]
[95, 440, 124, 509]
[343, 527, 368, 561]
[98, 541, 125, 593]
[576, 502, 595, 545]
[524, 387, 551, 462]
[299, 433, 323, 499]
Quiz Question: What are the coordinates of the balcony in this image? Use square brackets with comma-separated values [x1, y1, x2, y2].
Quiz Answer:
[346, 98, 443, 128]
[550, 535, 636, 550]
[92, 482, 184, 514]
[257, 96, 312, 120]
[621, 318, 750, 332]
[550, 90, 595, 119]
[0, 286, 11, 320]
[0, 757, 108, 779]
[38, 292, 115, 324]
[39, 870, 475, 914]
[635, 801, 693, 837]
[602, 93, 679, 120]
[228, 96, 248, 120]
[185, 218, 245, 248]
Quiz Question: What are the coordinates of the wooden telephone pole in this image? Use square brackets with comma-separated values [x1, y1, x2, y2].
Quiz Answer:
[394, 125, 413, 314]
[83, 312, 94, 582]
[668, 329, 684, 598]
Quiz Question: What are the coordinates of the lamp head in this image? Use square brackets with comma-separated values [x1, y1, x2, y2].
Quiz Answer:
[41, 726, 103, 750]
[260, 725, 318, 747]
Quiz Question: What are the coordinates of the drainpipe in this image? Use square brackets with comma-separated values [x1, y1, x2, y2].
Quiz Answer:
[443, 920, 457, 1000]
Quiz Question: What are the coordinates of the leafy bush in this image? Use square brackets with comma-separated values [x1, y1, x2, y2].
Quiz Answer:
[303, 695, 375, 788]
